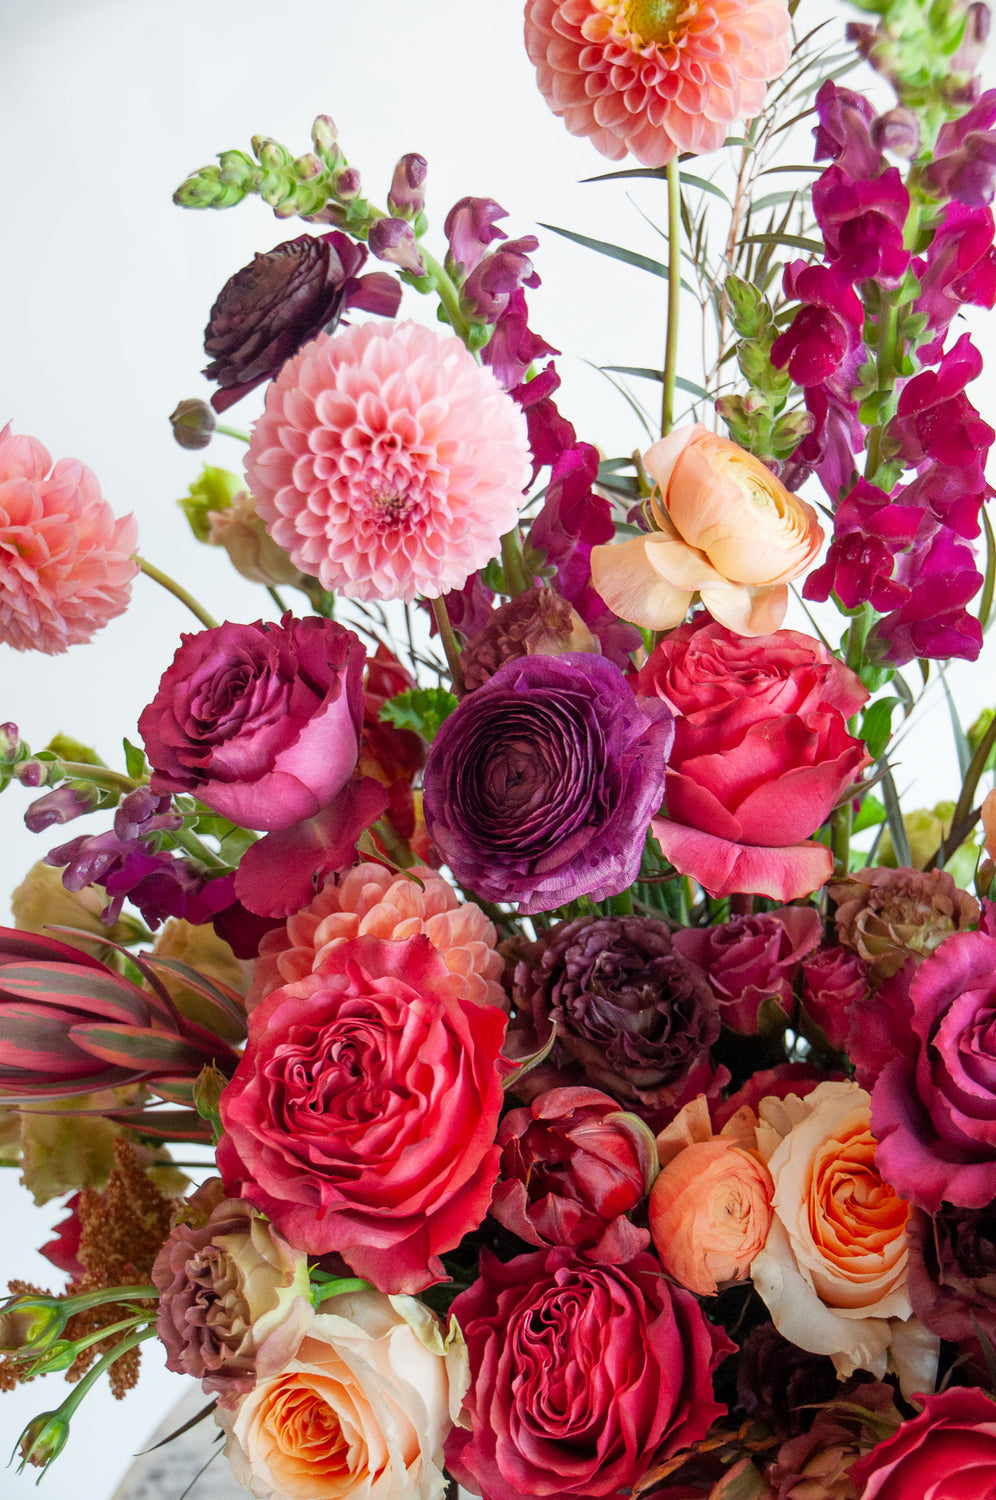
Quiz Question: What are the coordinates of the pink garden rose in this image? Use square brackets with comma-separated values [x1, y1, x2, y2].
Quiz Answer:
[637, 618, 869, 900]
[872, 929, 996, 1212]
[849, 1386, 996, 1498]
[673, 907, 822, 1034]
[444, 1246, 732, 1500]
[216, 934, 510, 1294]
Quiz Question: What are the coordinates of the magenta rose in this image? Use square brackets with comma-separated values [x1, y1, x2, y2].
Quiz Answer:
[216, 934, 510, 1293]
[635, 618, 868, 901]
[673, 907, 822, 1034]
[849, 1386, 996, 1497]
[444, 1247, 732, 1500]
[139, 614, 365, 833]
[872, 929, 996, 1212]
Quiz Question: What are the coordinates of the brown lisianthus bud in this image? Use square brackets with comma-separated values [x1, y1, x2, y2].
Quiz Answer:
[830, 865, 979, 979]
[461, 586, 599, 691]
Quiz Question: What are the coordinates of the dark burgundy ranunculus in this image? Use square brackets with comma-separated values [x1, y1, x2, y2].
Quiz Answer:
[673, 908, 822, 1035]
[444, 1247, 732, 1500]
[736, 1324, 839, 1441]
[491, 1086, 656, 1261]
[512, 915, 719, 1111]
[422, 653, 673, 914]
[203, 232, 400, 412]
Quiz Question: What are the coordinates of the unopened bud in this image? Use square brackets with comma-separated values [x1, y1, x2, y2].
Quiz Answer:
[311, 114, 339, 153]
[178, 465, 244, 544]
[24, 784, 98, 835]
[872, 107, 921, 158]
[388, 153, 428, 219]
[0, 1295, 67, 1355]
[334, 167, 362, 202]
[725, 275, 770, 337]
[208, 492, 305, 586]
[15, 1409, 71, 1474]
[170, 398, 216, 451]
[252, 136, 290, 170]
[368, 217, 425, 276]
[15, 759, 51, 789]
[217, 150, 258, 188]
[952, 1, 992, 74]
[0, 722, 19, 761]
[294, 152, 324, 182]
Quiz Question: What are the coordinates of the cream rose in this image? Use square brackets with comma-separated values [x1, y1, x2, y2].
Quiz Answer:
[751, 1080, 937, 1397]
[218, 1288, 469, 1500]
[591, 424, 822, 635]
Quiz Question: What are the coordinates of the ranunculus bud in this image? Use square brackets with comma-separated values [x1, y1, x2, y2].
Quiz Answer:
[461, 586, 599, 690]
[207, 491, 305, 587]
[367, 216, 425, 275]
[170, 397, 217, 450]
[388, 153, 428, 219]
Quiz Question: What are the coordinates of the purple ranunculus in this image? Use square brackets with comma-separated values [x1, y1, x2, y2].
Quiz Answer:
[872, 929, 996, 1212]
[139, 614, 366, 833]
[422, 653, 673, 913]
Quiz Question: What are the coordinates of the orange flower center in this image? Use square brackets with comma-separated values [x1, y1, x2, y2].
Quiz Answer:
[624, 0, 685, 45]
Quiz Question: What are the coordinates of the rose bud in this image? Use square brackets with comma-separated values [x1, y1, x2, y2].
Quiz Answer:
[207, 491, 305, 587]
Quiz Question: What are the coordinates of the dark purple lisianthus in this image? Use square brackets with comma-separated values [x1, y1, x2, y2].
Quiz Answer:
[491, 1086, 656, 1262]
[673, 908, 822, 1035]
[422, 653, 673, 913]
[444, 1247, 732, 1500]
[203, 232, 400, 412]
[511, 914, 719, 1111]
[907, 1201, 996, 1350]
[139, 614, 365, 833]
[873, 929, 996, 1211]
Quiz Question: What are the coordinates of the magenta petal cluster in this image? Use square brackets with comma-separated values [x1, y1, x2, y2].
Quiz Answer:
[245, 319, 531, 602]
[523, 0, 792, 167]
[0, 425, 137, 654]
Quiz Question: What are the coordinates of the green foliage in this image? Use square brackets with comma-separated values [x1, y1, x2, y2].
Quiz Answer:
[380, 687, 458, 743]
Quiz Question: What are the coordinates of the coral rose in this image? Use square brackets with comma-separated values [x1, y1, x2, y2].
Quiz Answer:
[218, 1287, 469, 1500]
[523, 0, 791, 168]
[649, 1097, 773, 1297]
[444, 1246, 732, 1500]
[849, 1386, 996, 1499]
[216, 934, 510, 1293]
[751, 1081, 936, 1396]
[245, 319, 531, 602]
[591, 426, 822, 634]
[0, 425, 137, 654]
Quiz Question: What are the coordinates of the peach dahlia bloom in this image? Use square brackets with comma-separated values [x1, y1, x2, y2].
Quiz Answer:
[524, 0, 792, 167]
[247, 862, 507, 1013]
[0, 425, 137, 653]
[245, 320, 531, 603]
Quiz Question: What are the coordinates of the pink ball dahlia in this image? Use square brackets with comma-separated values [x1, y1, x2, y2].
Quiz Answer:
[245, 320, 532, 603]
[0, 425, 138, 654]
[524, 0, 792, 167]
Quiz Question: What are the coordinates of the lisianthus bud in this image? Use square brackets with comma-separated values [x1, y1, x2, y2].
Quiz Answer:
[0, 1294, 67, 1354]
[367, 217, 425, 275]
[207, 491, 305, 587]
[388, 153, 428, 219]
[169, 398, 216, 451]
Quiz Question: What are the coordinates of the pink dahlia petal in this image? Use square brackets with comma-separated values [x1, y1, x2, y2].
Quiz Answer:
[524, 0, 792, 167]
[0, 424, 137, 654]
[245, 321, 531, 603]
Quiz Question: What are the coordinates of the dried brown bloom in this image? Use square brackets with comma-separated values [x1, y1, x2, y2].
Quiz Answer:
[461, 586, 599, 691]
[830, 865, 979, 979]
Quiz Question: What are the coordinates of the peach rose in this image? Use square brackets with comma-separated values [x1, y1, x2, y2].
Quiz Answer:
[751, 1081, 938, 1397]
[591, 425, 822, 635]
[649, 1096, 774, 1297]
[218, 1288, 469, 1500]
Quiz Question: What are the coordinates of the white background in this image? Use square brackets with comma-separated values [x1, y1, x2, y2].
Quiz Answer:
[0, 0, 993, 1495]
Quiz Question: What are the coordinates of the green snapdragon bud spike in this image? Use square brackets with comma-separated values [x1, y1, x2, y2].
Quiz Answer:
[173, 163, 253, 210]
[847, 0, 987, 130]
[724, 276, 771, 340]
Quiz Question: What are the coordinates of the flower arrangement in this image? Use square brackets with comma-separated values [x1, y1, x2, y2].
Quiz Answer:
[4, 0, 996, 1495]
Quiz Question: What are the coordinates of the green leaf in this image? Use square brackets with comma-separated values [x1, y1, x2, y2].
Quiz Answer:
[859, 697, 900, 761]
[939, 666, 973, 779]
[122, 739, 147, 780]
[980, 504, 995, 633]
[679, 172, 730, 203]
[601, 366, 712, 401]
[879, 762, 911, 868]
[538, 223, 696, 294]
[379, 687, 458, 743]
[740, 232, 826, 254]
[852, 794, 886, 834]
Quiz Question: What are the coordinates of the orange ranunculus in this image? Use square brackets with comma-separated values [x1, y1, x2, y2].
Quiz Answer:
[649, 1096, 773, 1297]
[590, 425, 823, 636]
[751, 1081, 938, 1397]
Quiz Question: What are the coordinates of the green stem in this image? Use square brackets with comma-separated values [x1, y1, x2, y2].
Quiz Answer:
[422, 250, 473, 348]
[267, 586, 288, 614]
[429, 595, 466, 697]
[831, 801, 852, 879]
[57, 762, 145, 794]
[52, 1326, 157, 1423]
[172, 824, 232, 871]
[137, 557, 218, 630]
[501, 530, 530, 596]
[215, 423, 250, 443]
[660, 158, 682, 439]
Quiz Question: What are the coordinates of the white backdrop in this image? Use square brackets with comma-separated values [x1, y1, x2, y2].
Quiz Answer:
[0, 0, 993, 1495]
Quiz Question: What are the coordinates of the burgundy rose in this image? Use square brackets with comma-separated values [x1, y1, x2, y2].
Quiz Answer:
[203, 232, 400, 412]
[849, 1386, 996, 1497]
[444, 1247, 732, 1500]
[872, 929, 996, 1211]
[139, 614, 365, 833]
[216, 934, 509, 1294]
[491, 1086, 657, 1261]
[673, 908, 822, 1035]
[422, 653, 673, 913]
[907, 1201, 996, 1351]
[637, 619, 868, 902]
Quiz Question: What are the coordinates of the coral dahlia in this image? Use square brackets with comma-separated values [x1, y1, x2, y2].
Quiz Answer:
[0, 425, 137, 654]
[245, 320, 532, 603]
[524, 0, 792, 167]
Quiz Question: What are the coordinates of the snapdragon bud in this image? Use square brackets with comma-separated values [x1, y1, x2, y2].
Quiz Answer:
[388, 153, 428, 219]
[368, 217, 425, 276]
[24, 784, 99, 834]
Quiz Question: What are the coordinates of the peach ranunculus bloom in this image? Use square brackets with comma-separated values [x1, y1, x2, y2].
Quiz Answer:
[751, 1080, 939, 1399]
[649, 1095, 773, 1297]
[523, 0, 792, 168]
[246, 862, 507, 1013]
[218, 1288, 470, 1500]
[590, 425, 823, 636]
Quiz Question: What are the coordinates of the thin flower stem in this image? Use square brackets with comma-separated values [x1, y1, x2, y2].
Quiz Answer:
[57, 762, 144, 793]
[267, 586, 287, 614]
[51, 1326, 158, 1424]
[136, 557, 218, 630]
[172, 824, 231, 871]
[429, 595, 466, 697]
[421, 250, 473, 349]
[501, 529, 529, 596]
[214, 424, 250, 443]
[660, 157, 683, 439]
